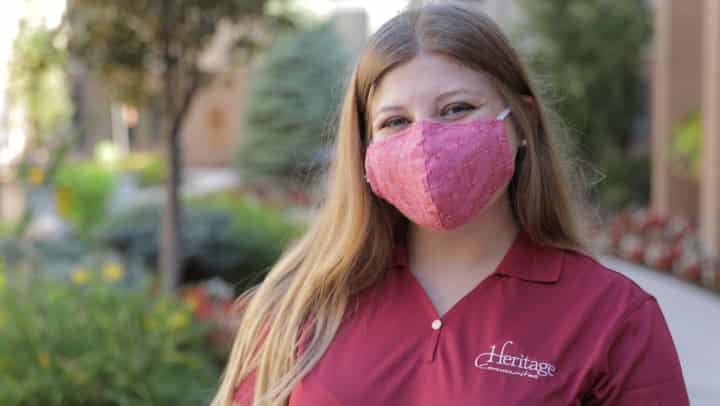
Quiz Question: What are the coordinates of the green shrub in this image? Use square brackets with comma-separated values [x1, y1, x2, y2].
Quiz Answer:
[96, 192, 305, 292]
[0, 221, 17, 238]
[517, 0, 652, 210]
[0, 262, 220, 405]
[189, 191, 304, 247]
[593, 154, 651, 210]
[517, 0, 651, 162]
[0, 236, 148, 288]
[54, 161, 117, 238]
[49, 150, 165, 239]
[119, 151, 167, 187]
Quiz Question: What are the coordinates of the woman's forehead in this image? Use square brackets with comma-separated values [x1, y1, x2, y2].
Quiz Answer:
[369, 53, 497, 115]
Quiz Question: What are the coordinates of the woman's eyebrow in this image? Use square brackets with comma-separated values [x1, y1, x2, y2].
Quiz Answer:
[435, 88, 483, 102]
[374, 105, 404, 117]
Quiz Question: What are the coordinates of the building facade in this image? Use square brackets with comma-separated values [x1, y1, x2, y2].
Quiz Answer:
[652, 0, 720, 255]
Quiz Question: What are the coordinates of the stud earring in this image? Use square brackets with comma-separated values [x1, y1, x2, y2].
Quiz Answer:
[520, 139, 527, 147]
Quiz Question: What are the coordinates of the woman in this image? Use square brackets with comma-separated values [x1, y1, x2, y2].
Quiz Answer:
[212, 3, 690, 405]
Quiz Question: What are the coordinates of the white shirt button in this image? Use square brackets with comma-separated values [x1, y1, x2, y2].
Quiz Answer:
[431, 319, 442, 330]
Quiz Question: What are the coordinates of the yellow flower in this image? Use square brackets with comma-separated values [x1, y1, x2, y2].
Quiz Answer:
[102, 262, 125, 282]
[37, 351, 51, 369]
[55, 187, 73, 218]
[167, 311, 190, 330]
[29, 166, 44, 185]
[71, 268, 90, 285]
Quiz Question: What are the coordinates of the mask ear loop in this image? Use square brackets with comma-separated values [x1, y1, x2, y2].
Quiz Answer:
[496, 108, 511, 121]
[496, 107, 527, 147]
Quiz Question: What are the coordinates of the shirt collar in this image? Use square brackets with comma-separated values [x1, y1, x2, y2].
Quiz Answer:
[391, 228, 564, 284]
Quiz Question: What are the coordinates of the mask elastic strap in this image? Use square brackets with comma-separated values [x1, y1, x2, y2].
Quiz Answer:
[496, 108, 511, 121]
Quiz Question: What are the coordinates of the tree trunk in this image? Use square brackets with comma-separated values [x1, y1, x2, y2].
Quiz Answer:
[159, 0, 182, 293]
[159, 119, 183, 292]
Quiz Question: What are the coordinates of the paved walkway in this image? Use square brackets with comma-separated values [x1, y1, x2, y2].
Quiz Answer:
[600, 256, 720, 406]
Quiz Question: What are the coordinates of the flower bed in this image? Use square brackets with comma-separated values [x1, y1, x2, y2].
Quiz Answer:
[0, 260, 222, 405]
[180, 277, 240, 350]
[596, 208, 720, 292]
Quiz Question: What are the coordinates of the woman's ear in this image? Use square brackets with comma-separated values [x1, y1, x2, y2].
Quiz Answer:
[521, 95, 535, 108]
[519, 94, 538, 129]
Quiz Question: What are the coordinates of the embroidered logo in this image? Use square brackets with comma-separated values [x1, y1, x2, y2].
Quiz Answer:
[474, 340, 557, 380]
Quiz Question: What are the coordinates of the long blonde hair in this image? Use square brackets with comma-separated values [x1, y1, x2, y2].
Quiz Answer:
[212, 3, 588, 405]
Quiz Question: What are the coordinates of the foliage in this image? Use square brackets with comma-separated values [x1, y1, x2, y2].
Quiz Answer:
[24, 148, 165, 240]
[96, 192, 304, 292]
[37, 149, 163, 240]
[517, 0, 652, 209]
[66, 0, 278, 105]
[120, 151, 167, 187]
[92, 141, 167, 186]
[10, 128, 83, 239]
[0, 222, 17, 239]
[181, 280, 239, 351]
[66, 0, 287, 291]
[236, 22, 349, 185]
[671, 111, 702, 179]
[518, 0, 652, 160]
[7, 20, 72, 141]
[190, 191, 305, 244]
[1, 235, 84, 268]
[592, 154, 651, 210]
[54, 160, 118, 238]
[6, 18, 81, 239]
[0, 261, 220, 405]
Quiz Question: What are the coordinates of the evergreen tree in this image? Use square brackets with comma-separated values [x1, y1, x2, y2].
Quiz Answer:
[236, 22, 349, 186]
[519, 0, 651, 158]
[517, 0, 652, 207]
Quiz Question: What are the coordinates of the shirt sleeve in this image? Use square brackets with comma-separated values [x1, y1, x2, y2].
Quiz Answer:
[586, 296, 690, 405]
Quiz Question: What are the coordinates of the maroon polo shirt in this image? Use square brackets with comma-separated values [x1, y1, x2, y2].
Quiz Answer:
[234, 229, 690, 405]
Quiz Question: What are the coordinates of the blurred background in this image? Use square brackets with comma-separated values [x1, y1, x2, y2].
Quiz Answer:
[0, 0, 718, 404]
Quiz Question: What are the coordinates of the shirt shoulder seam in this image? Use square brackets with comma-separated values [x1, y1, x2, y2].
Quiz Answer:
[606, 295, 658, 348]
[576, 254, 657, 304]
[596, 295, 657, 371]
[621, 295, 657, 321]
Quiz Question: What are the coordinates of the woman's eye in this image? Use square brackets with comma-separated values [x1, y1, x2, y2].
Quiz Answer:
[380, 117, 410, 129]
[442, 103, 475, 117]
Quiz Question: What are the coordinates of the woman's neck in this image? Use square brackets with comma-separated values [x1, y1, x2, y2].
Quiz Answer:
[407, 194, 519, 274]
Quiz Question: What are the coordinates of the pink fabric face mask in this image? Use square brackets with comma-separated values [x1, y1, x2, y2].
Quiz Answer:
[364, 108, 516, 230]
